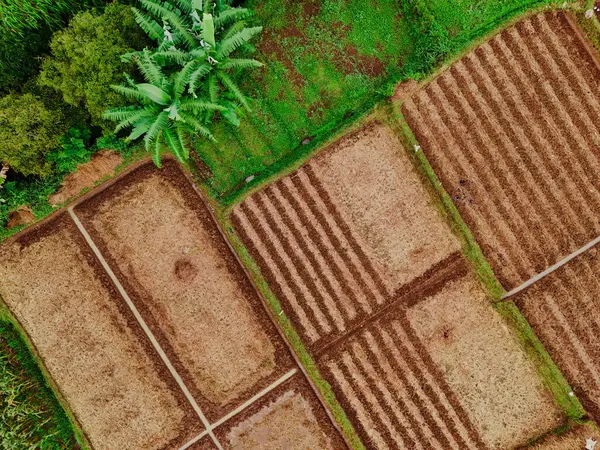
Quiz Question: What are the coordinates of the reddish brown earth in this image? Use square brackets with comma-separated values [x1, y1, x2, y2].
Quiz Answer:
[0, 215, 200, 450]
[522, 422, 600, 449]
[6, 205, 35, 228]
[514, 245, 600, 420]
[214, 373, 347, 449]
[232, 122, 459, 351]
[48, 150, 122, 206]
[403, 11, 600, 290]
[318, 262, 561, 450]
[74, 160, 294, 420]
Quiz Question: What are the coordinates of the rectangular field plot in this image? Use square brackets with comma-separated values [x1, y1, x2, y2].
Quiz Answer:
[0, 215, 200, 450]
[232, 122, 460, 350]
[213, 374, 347, 449]
[319, 269, 562, 450]
[74, 160, 294, 420]
[403, 11, 600, 290]
[514, 245, 600, 420]
[526, 422, 599, 449]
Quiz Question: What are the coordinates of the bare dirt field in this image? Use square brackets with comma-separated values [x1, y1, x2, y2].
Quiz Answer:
[232, 122, 459, 350]
[522, 422, 599, 449]
[318, 262, 561, 450]
[403, 11, 600, 290]
[214, 374, 347, 449]
[514, 245, 600, 420]
[0, 214, 201, 450]
[74, 160, 294, 420]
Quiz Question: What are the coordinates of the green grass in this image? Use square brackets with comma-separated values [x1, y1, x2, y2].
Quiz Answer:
[0, 320, 77, 450]
[494, 301, 586, 420]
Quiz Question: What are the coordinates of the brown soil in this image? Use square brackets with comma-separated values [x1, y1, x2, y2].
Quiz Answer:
[522, 422, 600, 449]
[403, 11, 600, 290]
[335, 46, 385, 77]
[0, 214, 200, 450]
[74, 160, 294, 420]
[317, 266, 561, 450]
[392, 79, 419, 102]
[408, 273, 562, 449]
[232, 122, 459, 350]
[6, 205, 35, 228]
[214, 373, 347, 449]
[187, 436, 219, 450]
[48, 150, 122, 206]
[514, 245, 600, 420]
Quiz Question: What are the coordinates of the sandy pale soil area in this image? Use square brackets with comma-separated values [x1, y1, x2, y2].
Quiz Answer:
[403, 11, 600, 290]
[75, 160, 293, 419]
[523, 422, 600, 449]
[0, 215, 199, 450]
[233, 122, 459, 350]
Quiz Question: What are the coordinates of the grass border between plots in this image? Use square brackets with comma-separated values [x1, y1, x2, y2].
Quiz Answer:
[0, 303, 91, 450]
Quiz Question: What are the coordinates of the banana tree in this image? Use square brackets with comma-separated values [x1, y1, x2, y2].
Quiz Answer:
[130, 0, 263, 124]
[104, 49, 225, 166]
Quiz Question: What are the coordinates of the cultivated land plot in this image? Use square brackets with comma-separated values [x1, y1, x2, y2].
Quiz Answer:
[319, 266, 562, 450]
[0, 215, 201, 450]
[214, 373, 347, 450]
[74, 160, 295, 420]
[232, 122, 460, 350]
[514, 245, 600, 420]
[403, 11, 600, 290]
[523, 422, 599, 449]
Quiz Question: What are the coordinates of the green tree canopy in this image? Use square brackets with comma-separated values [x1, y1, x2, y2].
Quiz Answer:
[38, 3, 149, 127]
[0, 93, 69, 177]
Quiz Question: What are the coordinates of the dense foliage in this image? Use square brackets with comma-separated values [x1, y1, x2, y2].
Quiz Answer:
[39, 4, 149, 127]
[0, 94, 69, 177]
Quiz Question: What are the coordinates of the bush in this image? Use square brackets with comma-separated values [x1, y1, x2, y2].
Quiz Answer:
[0, 93, 69, 177]
[46, 127, 93, 174]
[38, 3, 149, 127]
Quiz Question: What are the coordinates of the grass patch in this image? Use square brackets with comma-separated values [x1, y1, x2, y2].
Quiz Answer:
[215, 209, 365, 450]
[389, 103, 506, 299]
[494, 301, 586, 420]
[0, 319, 79, 450]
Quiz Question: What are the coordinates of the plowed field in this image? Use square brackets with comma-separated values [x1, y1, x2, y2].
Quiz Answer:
[514, 245, 600, 420]
[232, 122, 459, 350]
[0, 215, 201, 450]
[320, 269, 561, 449]
[403, 11, 600, 290]
[524, 422, 600, 449]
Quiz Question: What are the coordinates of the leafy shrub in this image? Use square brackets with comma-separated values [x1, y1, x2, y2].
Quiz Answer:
[38, 3, 150, 127]
[0, 93, 69, 177]
[46, 127, 93, 174]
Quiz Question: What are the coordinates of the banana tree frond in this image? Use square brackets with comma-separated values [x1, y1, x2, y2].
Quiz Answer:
[175, 125, 190, 160]
[135, 50, 165, 85]
[219, 58, 263, 70]
[174, 59, 200, 97]
[127, 120, 152, 141]
[179, 113, 216, 141]
[163, 126, 186, 162]
[208, 73, 219, 102]
[132, 8, 164, 40]
[110, 85, 150, 103]
[173, 0, 192, 13]
[179, 99, 226, 112]
[201, 13, 216, 48]
[137, 83, 171, 105]
[114, 107, 157, 132]
[189, 48, 208, 59]
[140, 0, 196, 48]
[144, 111, 170, 147]
[152, 131, 163, 167]
[103, 105, 140, 121]
[216, 26, 262, 59]
[217, 71, 250, 111]
[214, 8, 251, 28]
[153, 49, 191, 65]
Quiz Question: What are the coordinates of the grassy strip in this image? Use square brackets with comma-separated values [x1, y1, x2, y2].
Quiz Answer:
[495, 301, 586, 420]
[0, 305, 86, 449]
[215, 211, 365, 450]
[389, 103, 506, 299]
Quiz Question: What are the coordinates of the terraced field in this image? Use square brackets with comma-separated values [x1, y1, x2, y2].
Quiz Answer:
[403, 11, 600, 290]
[514, 245, 600, 420]
[232, 123, 459, 350]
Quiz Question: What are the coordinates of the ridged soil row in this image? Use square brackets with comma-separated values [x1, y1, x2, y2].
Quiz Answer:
[320, 316, 486, 450]
[232, 165, 391, 348]
[403, 11, 600, 290]
[515, 251, 600, 419]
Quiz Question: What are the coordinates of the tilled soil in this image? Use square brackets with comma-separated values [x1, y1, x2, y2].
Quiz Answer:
[514, 245, 600, 420]
[74, 160, 294, 420]
[318, 266, 561, 450]
[0, 215, 201, 450]
[403, 11, 600, 290]
[232, 122, 459, 350]
[522, 422, 600, 449]
[213, 373, 347, 450]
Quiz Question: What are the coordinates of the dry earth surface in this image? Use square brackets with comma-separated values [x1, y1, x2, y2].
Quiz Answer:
[214, 374, 347, 449]
[522, 422, 600, 449]
[403, 11, 600, 290]
[0, 215, 200, 450]
[74, 160, 294, 419]
[514, 245, 600, 420]
[232, 122, 459, 350]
